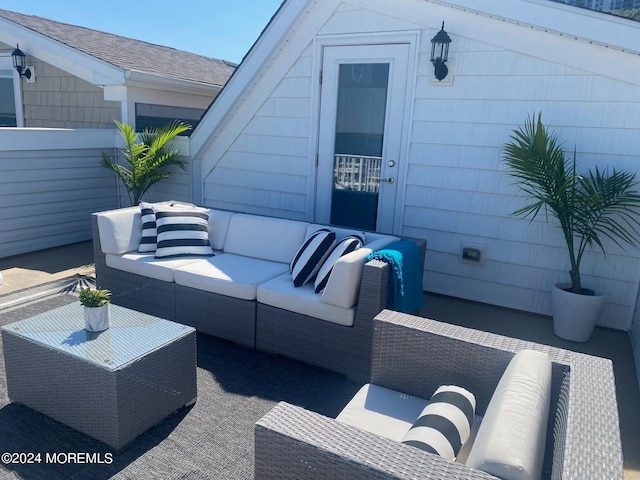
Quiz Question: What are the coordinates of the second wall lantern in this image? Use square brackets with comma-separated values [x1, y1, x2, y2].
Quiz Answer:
[430, 22, 451, 81]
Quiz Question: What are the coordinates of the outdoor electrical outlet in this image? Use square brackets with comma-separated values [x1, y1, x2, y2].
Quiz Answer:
[460, 243, 486, 265]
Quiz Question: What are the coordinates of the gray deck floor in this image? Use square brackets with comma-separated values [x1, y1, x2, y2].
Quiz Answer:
[1, 241, 638, 479]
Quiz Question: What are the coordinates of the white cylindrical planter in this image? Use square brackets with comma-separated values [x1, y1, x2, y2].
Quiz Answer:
[551, 283, 605, 342]
[84, 304, 110, 332]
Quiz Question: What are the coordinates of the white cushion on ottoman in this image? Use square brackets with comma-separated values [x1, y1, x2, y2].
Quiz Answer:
[174, 253, 289, 300]
[336, 384, 429, 441]
[465, 349, 552, 480]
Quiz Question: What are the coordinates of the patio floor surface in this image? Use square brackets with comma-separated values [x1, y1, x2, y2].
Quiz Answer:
[0, 241, 638, 479]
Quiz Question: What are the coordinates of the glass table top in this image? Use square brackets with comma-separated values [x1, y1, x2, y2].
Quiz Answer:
[0, 302, 195, 371]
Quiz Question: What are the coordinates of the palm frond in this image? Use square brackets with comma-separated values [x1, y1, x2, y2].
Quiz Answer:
[503, 113, 640, 293]
[101, 120, 191, 205]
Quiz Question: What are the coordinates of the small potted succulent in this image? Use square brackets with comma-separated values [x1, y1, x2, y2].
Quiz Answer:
[79, 288, 111, 332]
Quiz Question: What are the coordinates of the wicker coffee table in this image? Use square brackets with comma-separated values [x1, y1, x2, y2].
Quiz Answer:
[1, 302, 197, 450]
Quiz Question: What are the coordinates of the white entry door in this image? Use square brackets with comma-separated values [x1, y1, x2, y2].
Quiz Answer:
[315, 43, 410, 233]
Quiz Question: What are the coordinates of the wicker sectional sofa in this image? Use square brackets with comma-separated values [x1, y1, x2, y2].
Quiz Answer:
[255, 309, 623, 479]
[91, 205, 426, 381]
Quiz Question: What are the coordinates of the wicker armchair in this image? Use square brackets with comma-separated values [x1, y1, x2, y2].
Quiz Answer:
[255, 309, 623, 479]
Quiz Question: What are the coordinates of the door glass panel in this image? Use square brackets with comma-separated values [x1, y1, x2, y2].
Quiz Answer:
[331, 63, 389, 230]
[0, 70, 17, 127]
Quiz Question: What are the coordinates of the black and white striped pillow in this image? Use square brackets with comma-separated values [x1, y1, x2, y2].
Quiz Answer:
[153, 206, 214, 258]
[314, 234, 364, 293]
[290, 229, 336, 287]
[401, 385, 476, 461]
[138, 202, 158, 253]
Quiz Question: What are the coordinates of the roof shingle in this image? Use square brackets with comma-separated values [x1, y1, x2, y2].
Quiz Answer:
[0, 8, 236, 87]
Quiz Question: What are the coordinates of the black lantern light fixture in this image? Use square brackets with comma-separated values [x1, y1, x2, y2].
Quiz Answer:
[430, 22, 451, 81]
[11, 44, 32, 80]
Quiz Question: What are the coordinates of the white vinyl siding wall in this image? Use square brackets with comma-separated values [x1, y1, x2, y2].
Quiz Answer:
[202, 49, 314, 221]
[0, 129, 118, 257]
[0, 130, 192, 258]
[197, 1, 640, 330]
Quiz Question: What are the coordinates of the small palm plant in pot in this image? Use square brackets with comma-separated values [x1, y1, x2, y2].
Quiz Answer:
[102, 120, 191, 206]
[79, 288, 111, 332]
[503, 113, 640, 341]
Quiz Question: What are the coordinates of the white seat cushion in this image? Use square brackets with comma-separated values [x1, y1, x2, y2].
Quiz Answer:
[465, 349, 552, 480]
[223, 214, 308, 263]
[336, 384, 429, 441]
[105, 253, 202, 282]
[174, 254, 289, 301]
[257, 273, 355, 326]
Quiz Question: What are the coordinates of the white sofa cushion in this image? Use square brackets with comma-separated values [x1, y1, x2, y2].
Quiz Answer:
[465, 349, 552, 480]
[207, 209, 234, 251]
[257, 273, 355, 326]
[223, 214, 308, 264]
[290, 229, 336, 287]
[97, 207, 142, 255]
[336, 384, 429, 441]
[105, 252, 202, 282]
[314, 234, 364, 293]
[174, 253, 289, 301]
[320, 237, 397, 309]
[401, 385, 476, 461]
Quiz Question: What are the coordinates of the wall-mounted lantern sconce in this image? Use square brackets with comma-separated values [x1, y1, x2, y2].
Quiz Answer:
[430, 22, 451, 81]
[11, 44, 33, 80]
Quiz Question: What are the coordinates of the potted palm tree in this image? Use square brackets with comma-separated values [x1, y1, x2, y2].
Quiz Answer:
[102, 120, 191, 206]
[503, 113, 640, 341]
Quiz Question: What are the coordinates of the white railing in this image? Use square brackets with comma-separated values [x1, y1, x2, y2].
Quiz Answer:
[333, 154, 382, 193]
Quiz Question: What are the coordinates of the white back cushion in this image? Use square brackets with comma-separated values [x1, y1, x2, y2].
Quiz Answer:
[96, 207, 141, 254]
[207, 209, 234, 251]
[321, 237, 396, 308]
[223, 214, 308, 264]
[465, 349, 552, 480]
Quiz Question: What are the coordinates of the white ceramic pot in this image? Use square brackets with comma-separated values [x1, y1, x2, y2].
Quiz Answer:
[550, 283, 605, 342]
[84, 304, 110, 332]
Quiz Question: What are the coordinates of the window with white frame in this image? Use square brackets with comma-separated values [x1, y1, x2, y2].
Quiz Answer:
[0, 70, 17, 126]
[0, 53, 23, 127]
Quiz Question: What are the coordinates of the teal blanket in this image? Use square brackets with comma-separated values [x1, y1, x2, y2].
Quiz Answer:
[367, 240, 425, 313]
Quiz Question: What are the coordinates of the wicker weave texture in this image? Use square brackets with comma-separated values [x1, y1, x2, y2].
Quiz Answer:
[2, 308, 197, 451]
[94, 211, 427, 380]
[175, 284, 256, 348]
[255, 310, 623, 479]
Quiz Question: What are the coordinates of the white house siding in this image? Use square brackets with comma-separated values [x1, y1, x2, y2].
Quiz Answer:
[197, 0, 640, 330]
[201, 48, 314, 221]
[0, 129, 119, 258]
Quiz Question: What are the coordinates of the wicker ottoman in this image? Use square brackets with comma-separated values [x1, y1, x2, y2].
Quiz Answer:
[1, 303, 197, 450]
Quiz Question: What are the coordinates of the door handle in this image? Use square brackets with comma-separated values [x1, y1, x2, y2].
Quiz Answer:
[382, 177, 395, 184]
